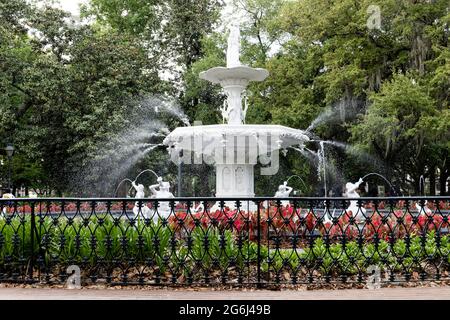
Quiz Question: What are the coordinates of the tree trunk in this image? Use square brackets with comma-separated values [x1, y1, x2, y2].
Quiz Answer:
[412, 174, 420, 195]
[440, 169, 449, 196]
[439, 174, 448, 196]
[429, 167, 436, 196]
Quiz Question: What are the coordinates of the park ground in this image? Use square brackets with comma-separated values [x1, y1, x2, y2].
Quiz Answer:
[0, 284, 450, 300]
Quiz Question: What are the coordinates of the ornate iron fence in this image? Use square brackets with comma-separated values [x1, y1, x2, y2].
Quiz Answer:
[0, 196, 449, 287]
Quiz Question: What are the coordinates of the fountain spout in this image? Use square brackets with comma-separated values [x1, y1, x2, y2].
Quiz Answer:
[114, 178, 133, 197]
[419, 175, 425, 196]
[286, 175, 308, 195]
[361, 172, 398, 196]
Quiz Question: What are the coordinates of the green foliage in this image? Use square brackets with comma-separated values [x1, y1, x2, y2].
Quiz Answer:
[0, 1, 167, 194]
[350, 73, 435, 155]
[349, 72, 447, 192]
[258, 0, 448, 194]
[2, 213, 450, 281]
[0, 0, 449, 196]
[182, 34, 226, 123]
[84, 0, 161, 35]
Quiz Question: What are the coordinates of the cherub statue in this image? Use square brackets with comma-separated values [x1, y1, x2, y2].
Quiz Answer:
[131, 181, 145, 199]
[131, 181, 150, 219]
[274, 181, 293, 207]
[149, 177, 175, 222]
[220, 99, 229, 124]
[344, 178, 366, 222]
[242, 92, 249, 124]
[415, 201, 432, 215]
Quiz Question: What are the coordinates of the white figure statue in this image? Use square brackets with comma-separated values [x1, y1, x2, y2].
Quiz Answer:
[149, 177, 175, 222]
[242, 93, 249, 124]
[131, 181, 151, 220]
[226, 90, 243, 125]
[344, 178, 366, 222]
[132, 181, 145, 198]
[274, 181, 293, 207]
[220, 98, 230, 124]
[415, 201, 432, 215]
[227, 23, 241, 68]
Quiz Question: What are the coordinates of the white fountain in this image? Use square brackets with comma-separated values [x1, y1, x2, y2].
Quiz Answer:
[163, 23, 310, 209]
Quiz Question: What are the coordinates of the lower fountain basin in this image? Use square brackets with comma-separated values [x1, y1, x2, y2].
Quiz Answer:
[163, 124, 310, 160]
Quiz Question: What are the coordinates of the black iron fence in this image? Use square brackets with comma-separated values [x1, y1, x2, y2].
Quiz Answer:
[0, 196, 449, 287]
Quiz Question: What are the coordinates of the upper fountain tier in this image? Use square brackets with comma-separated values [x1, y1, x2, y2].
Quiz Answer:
[200, 23, 268, 87]
[199, 23, 269, 126]
[201, 23, 269, 84]
[164, 23, 309, 156]
[163, 23, 309, 201]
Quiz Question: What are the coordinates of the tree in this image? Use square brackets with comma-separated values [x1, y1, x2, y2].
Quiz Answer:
[349, 73, 448, 194]
[0, 1, 166, 195]
[254, 0, 449, 194]
[1, 0, 448, 196]
[84, 0, 223, 86]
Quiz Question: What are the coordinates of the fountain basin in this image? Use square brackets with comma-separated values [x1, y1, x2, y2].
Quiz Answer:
[163, 124, 309, 158]
[164, 124, 309, 203]
[199, 66, 269, 85]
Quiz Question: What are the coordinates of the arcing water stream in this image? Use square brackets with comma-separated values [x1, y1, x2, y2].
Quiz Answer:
[71, 95, 190, 197]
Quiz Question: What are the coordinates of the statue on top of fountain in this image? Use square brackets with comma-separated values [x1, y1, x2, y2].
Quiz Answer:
[344, 178, 366, 222]
[274, 181, 293, 207]
[227, 23, 241, 68]
[149, 177, 174, 221]
[223, 23, 249, 125]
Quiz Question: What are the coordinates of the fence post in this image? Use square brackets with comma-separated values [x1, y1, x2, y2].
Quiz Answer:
[257, 201, 261, 288]
[29, 202, 35, 281]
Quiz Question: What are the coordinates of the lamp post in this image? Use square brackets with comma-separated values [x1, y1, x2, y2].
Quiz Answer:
[5, 144, 14, 193]
[178, 163, 182, 197]
[177, 149, 183, 197]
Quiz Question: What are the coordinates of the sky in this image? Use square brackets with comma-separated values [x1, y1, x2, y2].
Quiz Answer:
[57, 0, 87, 16]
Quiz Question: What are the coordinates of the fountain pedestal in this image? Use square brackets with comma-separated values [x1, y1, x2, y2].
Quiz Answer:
[214, 163, 255, 211]
[216, 163, 255, 198]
